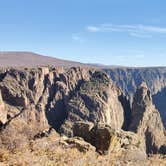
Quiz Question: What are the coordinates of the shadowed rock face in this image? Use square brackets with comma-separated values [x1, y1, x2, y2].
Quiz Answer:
[129, 82, 166, 154]
[153, 87, 166, 127]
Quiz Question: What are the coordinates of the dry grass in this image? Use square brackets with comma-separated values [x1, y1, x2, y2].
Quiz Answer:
[0, 118, 166, 166]
[0, 134, 166, 166]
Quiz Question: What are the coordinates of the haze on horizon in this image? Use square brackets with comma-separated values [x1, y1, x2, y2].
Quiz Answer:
[0, 0, 166, 67]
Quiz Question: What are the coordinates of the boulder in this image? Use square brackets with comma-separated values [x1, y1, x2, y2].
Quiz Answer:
[64, 137, 96, 153]
[73, 121, 94, 142]
[73, 122, 147, 160]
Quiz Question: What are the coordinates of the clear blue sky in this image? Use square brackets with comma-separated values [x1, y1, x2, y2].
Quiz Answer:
[0, 0, 166, 66]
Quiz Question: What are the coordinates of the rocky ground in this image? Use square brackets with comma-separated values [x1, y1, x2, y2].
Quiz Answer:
[0, 130, 166, 166]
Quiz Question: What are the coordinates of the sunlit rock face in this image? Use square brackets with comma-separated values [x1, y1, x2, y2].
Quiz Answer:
[0, 90, 7, 125]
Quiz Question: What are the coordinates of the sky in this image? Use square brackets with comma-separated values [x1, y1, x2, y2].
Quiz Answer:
[0, 0, 166, 66]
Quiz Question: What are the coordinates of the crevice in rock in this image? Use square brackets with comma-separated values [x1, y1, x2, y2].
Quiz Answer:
[35, 73, 50, 107]
[0, 72, 7, 82]
[145, 129, 158, 154]
[152, 87, 166, 128]
[33, 127, 53, 140]
[44, 75, 61, 129]
[28, 78, 35, 91]
[159, 145, 166, 154]
[0, 86, 26, 107]
[0, 108, 24, 132]
[45, 72, 86, 132]
[118, 95, 131, 131]
[57, 79, 86, 130]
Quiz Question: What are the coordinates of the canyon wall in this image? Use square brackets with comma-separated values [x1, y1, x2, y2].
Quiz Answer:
[0, 67, 165, 156]
[105, 67, 166, 127]
[0, 67, 126, 135]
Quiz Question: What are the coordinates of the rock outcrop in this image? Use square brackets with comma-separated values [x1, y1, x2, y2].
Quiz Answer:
[60, 71, 124, 136]
[73, 122, 146, 160]
[61, 136, 96, 153]
[129, 82, 166, 154]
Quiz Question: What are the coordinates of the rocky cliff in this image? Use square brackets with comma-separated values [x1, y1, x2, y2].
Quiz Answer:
[105, 67, 166, 127]
[129, 82, 166, 154]
[0, 67, 127, 134]
[60, 71, 125, 136]
[0, 67, 92, 133]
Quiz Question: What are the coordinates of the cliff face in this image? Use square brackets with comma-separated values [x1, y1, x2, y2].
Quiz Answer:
[0, 67, 126, 135]
[0, 67, 91, 132]
[129, 82, 166, 154]
[60, 71, 125, 136]
[105, 67, 166, 127]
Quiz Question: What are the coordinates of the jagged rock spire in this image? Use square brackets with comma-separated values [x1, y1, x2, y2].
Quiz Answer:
[129, 82, 166, 154]
[134, 82, 152, 108]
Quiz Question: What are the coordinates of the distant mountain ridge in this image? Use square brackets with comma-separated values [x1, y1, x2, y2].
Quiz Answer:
[0, 52, 87, 67]
[0, 51, 165, 69]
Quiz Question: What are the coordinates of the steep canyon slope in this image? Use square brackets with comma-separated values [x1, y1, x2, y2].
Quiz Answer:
[105, 67, 166, 127]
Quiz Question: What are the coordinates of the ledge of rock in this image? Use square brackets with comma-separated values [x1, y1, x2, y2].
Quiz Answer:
[72, 122, 147, 160]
